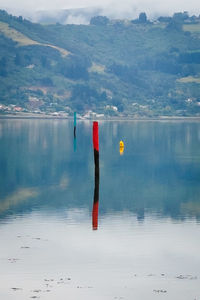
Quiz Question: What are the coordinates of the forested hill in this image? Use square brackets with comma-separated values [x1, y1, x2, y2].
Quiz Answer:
[1, 9, 200, 118]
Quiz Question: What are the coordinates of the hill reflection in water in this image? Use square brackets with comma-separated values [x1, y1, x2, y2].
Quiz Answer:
[0, 119, 200, 222]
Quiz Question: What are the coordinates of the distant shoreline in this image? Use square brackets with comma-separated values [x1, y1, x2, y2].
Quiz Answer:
[6, 113, 199, 121]
[0, 113, 200, 121]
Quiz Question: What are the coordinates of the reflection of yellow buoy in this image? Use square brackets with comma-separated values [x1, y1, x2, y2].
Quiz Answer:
[119, 140, 124, 155]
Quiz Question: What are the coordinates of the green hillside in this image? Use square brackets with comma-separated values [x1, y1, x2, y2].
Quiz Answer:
[0, 9, 200, 117]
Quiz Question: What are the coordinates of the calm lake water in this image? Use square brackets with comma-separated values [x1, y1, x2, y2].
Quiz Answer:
[0, 119, 200, 300]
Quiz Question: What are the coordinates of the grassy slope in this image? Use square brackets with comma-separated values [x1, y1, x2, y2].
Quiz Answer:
[0, 21, 70, 56]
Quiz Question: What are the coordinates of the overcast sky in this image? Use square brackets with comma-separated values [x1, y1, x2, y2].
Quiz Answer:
[1, 0, 200, 19]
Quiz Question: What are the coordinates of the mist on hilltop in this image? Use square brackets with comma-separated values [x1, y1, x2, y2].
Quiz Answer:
[1, 0, 200, 24]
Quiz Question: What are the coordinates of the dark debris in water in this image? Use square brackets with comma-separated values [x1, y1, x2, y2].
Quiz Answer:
[77, 286, 93, 289]
[8, 258, 20, 263]
[45, 284, 53, 288]
[42, 276, 72, 290]
[176, 275, 198, 280]
[153, 289, 167, 293]
[44, 279, 54, 282]
[11, 287, 22, 292]
[57, 281, 65, 284]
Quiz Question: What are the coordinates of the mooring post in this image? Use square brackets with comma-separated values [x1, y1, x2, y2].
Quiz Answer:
[74, 112, 76, 138]
[92, 121, 100, 230]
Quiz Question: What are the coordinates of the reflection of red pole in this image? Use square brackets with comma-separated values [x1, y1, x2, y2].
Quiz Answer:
[92, 122, 99, 230]
[92, 191, 99, 230]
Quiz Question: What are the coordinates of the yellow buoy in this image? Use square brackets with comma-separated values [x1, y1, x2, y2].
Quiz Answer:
[119, 141, 124, 147]
[119, 140, 124, 155]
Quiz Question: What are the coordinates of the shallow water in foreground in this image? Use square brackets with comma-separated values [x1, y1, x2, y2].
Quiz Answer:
[0, 119, 200, 300]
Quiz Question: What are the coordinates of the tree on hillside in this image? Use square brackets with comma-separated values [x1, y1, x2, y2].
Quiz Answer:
[157, 16, 172, 22]
[90, 16, 109, 26]
[173, 11, 189, 22]
[57, 55, 90, 80]
[166, 19, 183, 31]
[0, 57, 7, 77]
[14, 53, 22, 66]
[139, 12, 147, 23]
[132, 12, 149, 24]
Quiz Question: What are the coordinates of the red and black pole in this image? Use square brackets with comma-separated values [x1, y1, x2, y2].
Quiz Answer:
[92, 121, 99, 230]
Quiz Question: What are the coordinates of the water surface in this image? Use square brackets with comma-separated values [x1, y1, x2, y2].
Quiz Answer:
[0, 119, 200, 300]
